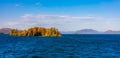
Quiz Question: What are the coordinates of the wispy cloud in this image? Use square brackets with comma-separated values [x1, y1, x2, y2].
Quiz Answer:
[21, 14, 102, 20]
[15, 4, 24, 7]
[1, 14, 104, 30]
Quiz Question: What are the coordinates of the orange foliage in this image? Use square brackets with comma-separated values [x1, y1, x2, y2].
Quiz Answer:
[10, 27, 61, 37]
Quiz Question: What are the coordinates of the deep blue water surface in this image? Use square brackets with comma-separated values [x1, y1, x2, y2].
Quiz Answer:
[0, 34, 120, 58]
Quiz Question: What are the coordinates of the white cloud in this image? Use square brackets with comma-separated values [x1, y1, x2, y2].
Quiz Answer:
[21, 14, 102, 20]
[6, 22, 19, 26]
[15, 4, 24, 7]
[1, 14, 104, 31]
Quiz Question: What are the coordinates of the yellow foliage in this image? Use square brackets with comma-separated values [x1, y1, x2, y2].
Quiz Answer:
[10, 27, 62, 37]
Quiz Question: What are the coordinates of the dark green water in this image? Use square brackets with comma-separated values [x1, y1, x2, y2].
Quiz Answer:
[0, 34, 120, 58]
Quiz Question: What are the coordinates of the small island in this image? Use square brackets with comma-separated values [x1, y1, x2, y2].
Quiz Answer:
[10, 27, 61, 37]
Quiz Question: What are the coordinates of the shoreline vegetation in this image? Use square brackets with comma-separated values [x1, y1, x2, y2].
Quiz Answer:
[10, 27, 61, 37]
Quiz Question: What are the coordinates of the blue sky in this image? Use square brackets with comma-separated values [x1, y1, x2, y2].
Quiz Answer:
[0, 0, 120, 31]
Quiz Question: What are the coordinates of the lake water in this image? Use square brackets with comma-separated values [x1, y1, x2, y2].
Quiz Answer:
[0, 34, 120, 58]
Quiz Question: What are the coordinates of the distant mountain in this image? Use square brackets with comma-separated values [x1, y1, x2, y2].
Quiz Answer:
[75, 29, 101, 34]
[0, 28, 120, 34]
[62, 29, 120, 34]
[104, 30, 120, 34]
[0, 28, 11, 34]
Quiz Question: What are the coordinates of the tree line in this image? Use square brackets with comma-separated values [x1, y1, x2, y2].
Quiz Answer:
[10, 27, 61, 37]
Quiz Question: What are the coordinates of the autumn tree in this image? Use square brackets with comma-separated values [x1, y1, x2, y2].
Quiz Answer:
[10, 27, 61, 37]
[10, 29, 18, 36]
